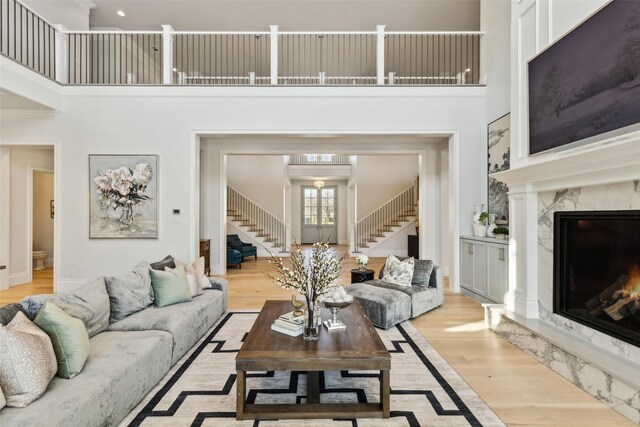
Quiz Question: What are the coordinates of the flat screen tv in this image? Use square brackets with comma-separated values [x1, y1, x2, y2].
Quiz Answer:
[528, 0, 640, 155]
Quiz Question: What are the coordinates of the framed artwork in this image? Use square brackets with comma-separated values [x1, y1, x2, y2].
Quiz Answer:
[89, 154, 158, 239]
[488, 113, 510, 223]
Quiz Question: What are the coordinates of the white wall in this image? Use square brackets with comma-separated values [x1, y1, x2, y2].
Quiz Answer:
[227, 155, 285, 219]
[33, 170, 54, 267]
[1, 85, 485, 291]
[8, 148, 54, 285]
[291, 180, 348, 244]
[481, 0, 511, 123]
[22, 0, 93, 30]
[355, 155, 419, 220]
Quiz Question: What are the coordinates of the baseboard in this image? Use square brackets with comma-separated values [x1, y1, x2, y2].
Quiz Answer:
[9, 271, 29, 286]
[338, 239, 349, 245]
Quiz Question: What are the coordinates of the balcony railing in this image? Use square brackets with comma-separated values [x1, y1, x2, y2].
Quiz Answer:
[1, 0, 484, 86]
[289, 154, 351, 165]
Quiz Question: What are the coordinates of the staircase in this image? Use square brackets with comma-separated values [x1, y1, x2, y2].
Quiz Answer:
[352, 178, 418, 254]
[226, 186, 288, 254]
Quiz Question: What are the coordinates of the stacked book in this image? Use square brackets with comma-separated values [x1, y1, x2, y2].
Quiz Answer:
[271, 311, 305, 337]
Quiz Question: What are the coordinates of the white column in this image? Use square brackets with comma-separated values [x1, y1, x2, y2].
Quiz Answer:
[376, 25, 386, 85]
[270, 25, 279, 85]
[161, 25, 174, 85]
[0, 148, 10, 290]
[54, 25, 68, 84]
[507, 185, 539, 318]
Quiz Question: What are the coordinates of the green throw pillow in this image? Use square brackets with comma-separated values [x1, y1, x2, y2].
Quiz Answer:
[34, 301, 89, 379]
[149, 266, 192, 308]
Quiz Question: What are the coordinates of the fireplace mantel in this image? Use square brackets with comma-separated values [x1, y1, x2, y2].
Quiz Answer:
[491, 134, 640, 192]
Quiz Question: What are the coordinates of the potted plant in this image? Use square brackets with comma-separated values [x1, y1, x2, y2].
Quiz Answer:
[473, 212, 489, 237]
[494, 227, 509, 240]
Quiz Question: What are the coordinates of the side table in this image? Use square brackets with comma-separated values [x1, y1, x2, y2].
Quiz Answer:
[351, 268, 375, 283]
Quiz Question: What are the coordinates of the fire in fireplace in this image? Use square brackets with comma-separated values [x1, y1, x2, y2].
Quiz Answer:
[554, 211, 640, 346]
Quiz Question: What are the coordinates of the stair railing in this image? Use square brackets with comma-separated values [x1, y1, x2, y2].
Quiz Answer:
[227, 186, 288, 253]
[353, 179, 418, 253]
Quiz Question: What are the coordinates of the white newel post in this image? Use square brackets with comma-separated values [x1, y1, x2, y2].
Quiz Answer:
[54, 25, 68, 84]
[270, 25, 279, 85]
[376, 25, 386, 85]
[161, 25, 174, 85]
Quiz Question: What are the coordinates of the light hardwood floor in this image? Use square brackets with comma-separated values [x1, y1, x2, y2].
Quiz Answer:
[0, 254, 634, 426]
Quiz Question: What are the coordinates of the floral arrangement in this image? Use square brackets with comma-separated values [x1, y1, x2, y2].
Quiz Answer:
[268, 243, 344, 303]
[355, 254, 369, 268]
[94, 163, 152, 225]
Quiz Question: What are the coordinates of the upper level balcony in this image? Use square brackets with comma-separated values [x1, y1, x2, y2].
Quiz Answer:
[0, 0, 483, 87]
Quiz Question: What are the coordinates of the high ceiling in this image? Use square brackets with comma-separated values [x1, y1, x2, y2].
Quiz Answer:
[89, 0, 480, 31]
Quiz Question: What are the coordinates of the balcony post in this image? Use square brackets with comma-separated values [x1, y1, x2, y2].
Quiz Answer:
[54, 25, 68, 84]
[270, 25, 279, 85]
[161, 25, 174, 85]
[376, 25, 385, 85]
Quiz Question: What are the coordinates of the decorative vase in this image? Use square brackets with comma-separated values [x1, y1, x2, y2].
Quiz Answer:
[473, 224, 487, 237]
[496, 234, 507, 240]
[486, 214, 497, 237]
[303, 298, 320, 342]
[358, 264, 367, 272]
[473, 203, 485, 223]
[119, 204, 134, 227]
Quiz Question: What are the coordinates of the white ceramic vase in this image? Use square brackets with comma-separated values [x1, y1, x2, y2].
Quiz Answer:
[486, 214, 497, 237]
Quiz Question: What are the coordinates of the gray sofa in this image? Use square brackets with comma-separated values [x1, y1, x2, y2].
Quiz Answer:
[347, 259, 444, 329]
[0, 272, 227, 427]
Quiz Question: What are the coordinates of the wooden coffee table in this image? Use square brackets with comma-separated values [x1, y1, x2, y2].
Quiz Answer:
[236, 300, 391, 420]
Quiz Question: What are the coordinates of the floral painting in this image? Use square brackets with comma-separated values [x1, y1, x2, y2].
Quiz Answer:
[89, 155, 158, 238]
[488, 113, 510, 223]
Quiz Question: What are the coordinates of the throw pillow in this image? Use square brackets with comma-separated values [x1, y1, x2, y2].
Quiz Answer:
[21, 277, 110, 337]
[175, 257, 211, 290]
[382, 255, 415, 287]
[150, 255, 176, 271]
[149, 266, 192, 308]
[411, 259, 435, 287]
[0, 303, 26, 326]
[104, 261, 154, 323]
[0, 312, 57, 407]
[0, 384, 5, 410]
[165, 266, 201, 297]
[34, 302, 90, 379]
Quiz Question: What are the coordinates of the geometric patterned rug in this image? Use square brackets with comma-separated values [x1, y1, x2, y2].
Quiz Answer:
[120, 311, 506, 427]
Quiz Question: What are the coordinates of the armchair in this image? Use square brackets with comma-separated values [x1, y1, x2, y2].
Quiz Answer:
[227, 247, 242, 269]
[226, 234, 257, 260]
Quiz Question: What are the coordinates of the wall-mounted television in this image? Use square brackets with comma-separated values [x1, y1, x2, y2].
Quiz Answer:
[528, 0, 640, 155]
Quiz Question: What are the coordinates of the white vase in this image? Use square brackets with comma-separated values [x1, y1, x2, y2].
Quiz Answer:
[473, 203, 485, 224]
[496, 234, 507, 240]
[473, 224, 487, 237]
[486, 214, 497, 237]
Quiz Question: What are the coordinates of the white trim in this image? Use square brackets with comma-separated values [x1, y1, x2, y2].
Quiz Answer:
[29, 166, 55, 286]
[189, 134, 200, 263]
[9, 271, 30, 286]
[0, 110, 59, 117]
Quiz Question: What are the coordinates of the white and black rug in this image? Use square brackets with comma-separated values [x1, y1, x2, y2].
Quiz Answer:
[120, 312, 505, 427]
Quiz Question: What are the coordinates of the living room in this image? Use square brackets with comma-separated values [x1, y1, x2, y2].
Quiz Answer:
[0, 0, 639, 426]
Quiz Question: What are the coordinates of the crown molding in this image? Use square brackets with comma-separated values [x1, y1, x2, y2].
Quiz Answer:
[0, 109, 59, 117]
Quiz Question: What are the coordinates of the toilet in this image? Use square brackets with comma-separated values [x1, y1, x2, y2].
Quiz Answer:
[33, 251, 47, 271]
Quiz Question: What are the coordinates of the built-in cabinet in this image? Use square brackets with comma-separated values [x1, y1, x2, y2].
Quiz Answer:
[460, 236, 508, 303]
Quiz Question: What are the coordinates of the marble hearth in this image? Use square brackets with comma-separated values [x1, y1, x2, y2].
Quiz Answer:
[491, 137, 640, 423]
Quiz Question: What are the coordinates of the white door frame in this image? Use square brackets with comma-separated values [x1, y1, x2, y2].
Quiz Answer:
[300, 184, 338, 244]
[29, 166, 54, 282]
[192, 130, 461, 292]
[0, 140, 61, 291]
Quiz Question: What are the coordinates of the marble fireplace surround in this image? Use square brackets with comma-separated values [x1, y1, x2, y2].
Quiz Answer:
[491, 135, 640, 423]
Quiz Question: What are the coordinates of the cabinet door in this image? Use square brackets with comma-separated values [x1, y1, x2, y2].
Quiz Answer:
[472, 243, 487, 297]
[487, 243, 508, 303]
[460, 240, 475, 291]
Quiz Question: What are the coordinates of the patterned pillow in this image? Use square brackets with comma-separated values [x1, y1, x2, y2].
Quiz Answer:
[0, 312, 57, 407]
[0, 303, 26, 326]
[174, 257, 210, 290]
[382, 255, 415, 287]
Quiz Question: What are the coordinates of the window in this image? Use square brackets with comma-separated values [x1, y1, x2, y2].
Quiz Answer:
[304, 188, 318, 225]
[321, 188, 335, 225]
[305, 154, 318, 162]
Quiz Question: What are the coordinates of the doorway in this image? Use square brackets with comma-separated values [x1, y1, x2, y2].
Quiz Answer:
[301, 185, 338, 244]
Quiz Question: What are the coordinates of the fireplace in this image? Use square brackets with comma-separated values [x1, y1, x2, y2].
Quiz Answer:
[554, 211, 640, 346]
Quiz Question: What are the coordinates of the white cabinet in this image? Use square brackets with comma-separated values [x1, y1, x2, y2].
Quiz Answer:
[460, 237, 508, 303]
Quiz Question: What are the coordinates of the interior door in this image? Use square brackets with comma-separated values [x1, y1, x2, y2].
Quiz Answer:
[301, 186, 338, 244]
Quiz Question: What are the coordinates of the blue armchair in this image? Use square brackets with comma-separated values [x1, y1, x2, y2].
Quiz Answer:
[226, 234, 257, 260]
[227, 247, 242, 269]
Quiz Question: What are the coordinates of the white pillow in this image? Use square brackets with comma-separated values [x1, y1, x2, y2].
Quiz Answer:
[383, 255, 415, 287]
[165, 267, 202, 297]
[0, 384, 6, 410]
[175, 257, 211, 290]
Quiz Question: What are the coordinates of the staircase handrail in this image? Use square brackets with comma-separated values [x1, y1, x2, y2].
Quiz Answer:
[227, 185, 284, 222]
[356, 182, 417, 225]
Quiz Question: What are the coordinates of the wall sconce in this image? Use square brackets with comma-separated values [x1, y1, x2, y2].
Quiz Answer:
[313, 179, 325, 189]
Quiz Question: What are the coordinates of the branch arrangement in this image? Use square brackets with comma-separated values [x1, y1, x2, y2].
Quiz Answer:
[268, 242, 344, 302]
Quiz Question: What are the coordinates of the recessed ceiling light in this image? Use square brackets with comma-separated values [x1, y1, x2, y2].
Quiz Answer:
[117, 10, 125, 17]
[172, 68, 177, 72]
